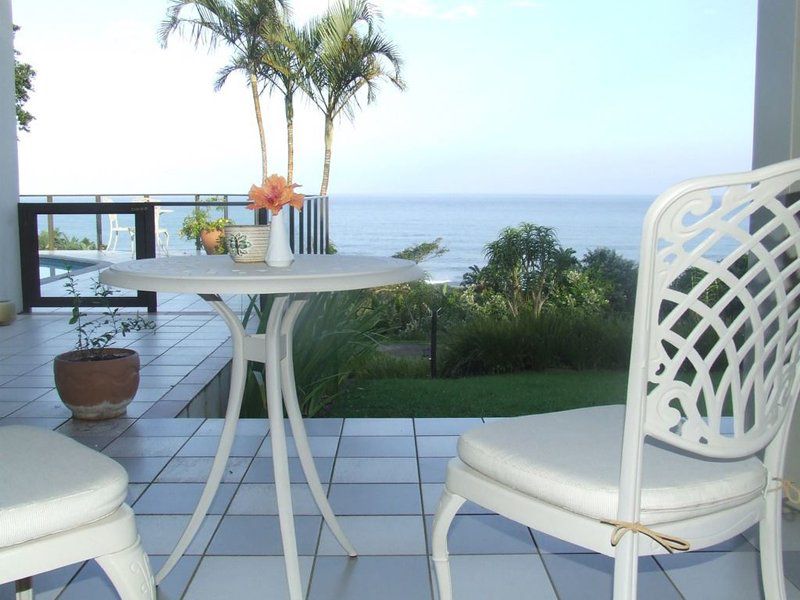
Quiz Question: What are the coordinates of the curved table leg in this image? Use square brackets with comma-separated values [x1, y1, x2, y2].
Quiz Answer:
[265, 296, 304, 599]
[281, 298, 357, 557]
[155, 294, 248, 584]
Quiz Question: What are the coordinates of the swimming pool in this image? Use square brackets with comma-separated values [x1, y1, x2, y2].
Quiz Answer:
[39, 256, 101, 282]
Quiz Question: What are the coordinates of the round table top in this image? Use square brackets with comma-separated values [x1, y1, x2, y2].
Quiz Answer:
[99, 254, 425, 295]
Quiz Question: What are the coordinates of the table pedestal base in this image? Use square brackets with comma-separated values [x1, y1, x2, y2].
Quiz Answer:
[155, 294, 356, 599]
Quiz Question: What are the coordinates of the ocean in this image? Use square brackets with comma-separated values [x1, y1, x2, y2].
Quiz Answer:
[32, 193, 658, 283]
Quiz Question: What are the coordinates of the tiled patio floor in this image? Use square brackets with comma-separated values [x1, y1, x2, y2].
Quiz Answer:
[2, 315, 800, 598]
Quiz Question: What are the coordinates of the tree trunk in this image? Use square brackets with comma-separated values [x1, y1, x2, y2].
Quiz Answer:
[319, 115, 334, 196]
[250, 72, 268, 183]
[285, 94, 294, 185]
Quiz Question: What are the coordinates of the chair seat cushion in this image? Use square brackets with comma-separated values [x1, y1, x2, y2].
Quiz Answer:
[457, 405, 767, 524]
[0, 426, 128, 547]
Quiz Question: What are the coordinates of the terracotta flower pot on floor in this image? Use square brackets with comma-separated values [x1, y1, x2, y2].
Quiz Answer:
[54, 348, 140, 420]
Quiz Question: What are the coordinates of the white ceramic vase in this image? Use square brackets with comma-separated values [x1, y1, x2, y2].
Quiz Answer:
[224, 225, 270, 263]
[266, 209, 294, 267]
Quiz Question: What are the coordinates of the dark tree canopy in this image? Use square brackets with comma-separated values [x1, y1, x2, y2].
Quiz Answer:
[13, 25, 35, 132]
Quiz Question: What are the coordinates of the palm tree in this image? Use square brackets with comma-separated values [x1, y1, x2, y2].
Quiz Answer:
[159, 0, 287, 183]
[303, 0, 405, 196]
[260, 21, 307, 184]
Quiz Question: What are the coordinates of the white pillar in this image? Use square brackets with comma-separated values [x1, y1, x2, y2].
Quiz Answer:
[0, 0, 21, 310]
[752, 0, 800, 168]
[753, 1, 800, 484]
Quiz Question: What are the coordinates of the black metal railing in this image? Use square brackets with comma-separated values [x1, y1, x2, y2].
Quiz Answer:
[18, 195, 330, 312]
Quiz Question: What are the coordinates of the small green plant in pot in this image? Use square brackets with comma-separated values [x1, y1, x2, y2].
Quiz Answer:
[53, 272, 154, 420]
[179, 198, 231, 255]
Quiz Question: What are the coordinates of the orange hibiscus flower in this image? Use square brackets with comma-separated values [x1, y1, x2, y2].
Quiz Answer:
[247, 174, 304, 215]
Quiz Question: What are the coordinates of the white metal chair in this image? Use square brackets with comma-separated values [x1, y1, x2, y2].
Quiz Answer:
[101, 198, 134, 254]
[432, 158, 800, 600]
[0, 426, 155, 599]
[131, 197, 171, 257]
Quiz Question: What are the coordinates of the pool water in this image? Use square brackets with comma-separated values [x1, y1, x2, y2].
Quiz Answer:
[39, 256, 98, 281]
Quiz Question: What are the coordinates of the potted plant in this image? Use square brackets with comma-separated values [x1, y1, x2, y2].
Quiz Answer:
[54, 272, 154, 420]
[179, 198, 231, 255]
[0, 300, 15, 326]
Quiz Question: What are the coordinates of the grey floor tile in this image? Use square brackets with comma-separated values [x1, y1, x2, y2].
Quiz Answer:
[56, 417, 135, 438]
[656, 550, 787, 599]
[421, 483, 491, 515]
[8, 401, 72, 418]
[308, 556, 432, 600]
[123, 417, 204, 437]
[414, 418, 483, 436]
[417, 436, 459, 458]
[328, 483, 423, 515]
[103, 435, 188, 457]
[185, 556, 312, 600]
[533, 529, 594, 554]
[318, 515, 426, 556]
[0, 387, 50, 401]
[337, 436, 416, 457]
[434, 554, 557, 600]
[544, 554, 681, 600]
[0, 416, 67, 429]
[155, 456, 251, 483]
[258, 435, 340, 457]
[333, 457, 419, 483]
[228, 483, 323, 515]
[419, 457, 450, 483]
[177, 434, 264, 457]
[0, 401, 28, 418]
[0, 563, 81, 600]
[342, 418, 414, 436]
[207, 515, 322, 555]
[133, 482, 237, 514]
[114, 456, 172, 482]
[244, 456, 335, 483]
[427, 514, 536, 555]
[195, 418, 269, 436]
[135, 514, 221, 555]
[126, 483, 149, 505]
[300, 418, 344, 436]
[149, 555, 201, 600]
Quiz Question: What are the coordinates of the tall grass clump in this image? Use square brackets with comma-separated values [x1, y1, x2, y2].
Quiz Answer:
[241, 290, 382, 417]
[440, 310, 632, 377]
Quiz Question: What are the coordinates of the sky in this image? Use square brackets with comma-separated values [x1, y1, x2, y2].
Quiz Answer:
[11, 0, 758, 196]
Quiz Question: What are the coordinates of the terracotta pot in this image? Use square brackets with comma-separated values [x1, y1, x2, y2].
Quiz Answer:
[54, 348, 140, 420]
[200, 229, 225, 255]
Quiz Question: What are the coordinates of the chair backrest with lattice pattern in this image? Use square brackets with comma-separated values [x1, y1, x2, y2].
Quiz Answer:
[629, 159, 800, 459]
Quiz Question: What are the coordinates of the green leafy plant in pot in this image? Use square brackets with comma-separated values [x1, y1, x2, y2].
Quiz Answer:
[179, 197, 231, 255]
[54, 272, 154, 420]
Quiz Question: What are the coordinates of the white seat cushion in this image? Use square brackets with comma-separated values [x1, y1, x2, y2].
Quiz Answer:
[457, 405, 767, 524]
[0, 426, 128, 547]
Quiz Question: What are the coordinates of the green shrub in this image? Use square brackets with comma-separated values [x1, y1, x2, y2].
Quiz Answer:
[240, 290, 382, 417]
[440, 310, 632, 377]
[38, 228, 98, 250]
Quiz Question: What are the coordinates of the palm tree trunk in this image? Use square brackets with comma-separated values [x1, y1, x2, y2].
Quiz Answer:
[249, 72, 268, 183]
[319, 114, 334, 196]
[285, 94, 294, 185]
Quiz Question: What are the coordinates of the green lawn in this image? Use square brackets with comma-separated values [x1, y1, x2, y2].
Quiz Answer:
[326, 369, 629, 418]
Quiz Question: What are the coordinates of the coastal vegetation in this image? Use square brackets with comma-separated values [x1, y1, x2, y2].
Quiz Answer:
[13, 24, 36, 133]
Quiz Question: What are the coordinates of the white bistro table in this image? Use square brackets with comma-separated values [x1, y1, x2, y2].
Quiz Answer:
[100, 254, 424, 599]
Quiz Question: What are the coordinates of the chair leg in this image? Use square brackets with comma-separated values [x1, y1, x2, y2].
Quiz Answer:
[15, 577, 32, 600]
[431, 488, 465, 600]
[95, 537, 155, 600]
[612, 533, 638, 600]
[760, 494, 787, 600]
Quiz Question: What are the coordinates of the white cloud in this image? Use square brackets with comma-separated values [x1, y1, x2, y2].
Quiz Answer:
[510, 0, 543, 8]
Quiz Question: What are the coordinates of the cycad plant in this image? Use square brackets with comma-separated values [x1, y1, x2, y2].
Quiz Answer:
[160, 0, 287, 182]
[302, 0, 405, 195]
